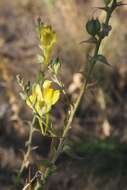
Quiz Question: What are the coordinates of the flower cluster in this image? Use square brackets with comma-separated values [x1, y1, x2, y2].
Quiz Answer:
[26, 80, 60, 116]
[39, 24, 57, 65]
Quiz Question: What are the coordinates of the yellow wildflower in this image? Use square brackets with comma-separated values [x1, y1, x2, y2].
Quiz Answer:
[42, 80, 60, 112]
[39, 25, 57, 65]
[26, 80, 60, 115]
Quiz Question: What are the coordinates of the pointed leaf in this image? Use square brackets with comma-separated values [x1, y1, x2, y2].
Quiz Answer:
[94, 6, 108, 12]
[96, 54, 111, 66]
[52, 57, 61, 74]
[80, 37, 97, 44]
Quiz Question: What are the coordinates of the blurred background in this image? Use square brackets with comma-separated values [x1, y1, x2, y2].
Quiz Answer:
[0, 0, 127, 189]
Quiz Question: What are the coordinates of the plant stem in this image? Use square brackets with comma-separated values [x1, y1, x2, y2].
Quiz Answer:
[19, 116, 36, 175]
[50, 0, 116, 166]
[45, 112, 49, 134]
[39, 0, 118, 186]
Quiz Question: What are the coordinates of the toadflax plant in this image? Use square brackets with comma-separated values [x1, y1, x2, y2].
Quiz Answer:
[17, 0, 125, 189]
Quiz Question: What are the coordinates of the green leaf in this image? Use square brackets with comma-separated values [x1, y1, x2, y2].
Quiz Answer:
[97, 6, 108, 12]
[96, 54, 111, 66]
[52, 57, 61, 74]
[80, 37, 97, 44]
[36, 71, 44, 84]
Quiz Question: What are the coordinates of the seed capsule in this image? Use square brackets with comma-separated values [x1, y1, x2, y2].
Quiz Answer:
[86, 18, 101, 36]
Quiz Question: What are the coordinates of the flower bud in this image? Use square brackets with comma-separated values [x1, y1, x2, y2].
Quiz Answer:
[86, 18, 101, 36]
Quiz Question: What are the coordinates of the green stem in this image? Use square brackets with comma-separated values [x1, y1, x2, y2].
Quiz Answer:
[40, 0, 119, 186]
[45, 112, 49, 135]
[38, 116, 45, 135]
[19, 116, 36, 175]
[50, 0, 116, 165]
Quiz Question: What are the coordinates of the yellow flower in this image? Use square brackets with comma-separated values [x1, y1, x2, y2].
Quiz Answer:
[26, 80, 60, 115]
[39, 25, 57, 65]
[42, 80, 60, 112]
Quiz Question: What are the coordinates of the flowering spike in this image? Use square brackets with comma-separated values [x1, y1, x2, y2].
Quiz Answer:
[37, 24, 57, 65]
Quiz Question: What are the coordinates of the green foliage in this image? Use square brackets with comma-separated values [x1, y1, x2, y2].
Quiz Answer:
[95, 54, 111, 66]
[51, 57, 61, 75]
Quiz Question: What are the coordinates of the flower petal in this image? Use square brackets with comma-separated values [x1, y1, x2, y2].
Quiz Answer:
[43, 80, 52, 89]
[52, 90, 60, 105]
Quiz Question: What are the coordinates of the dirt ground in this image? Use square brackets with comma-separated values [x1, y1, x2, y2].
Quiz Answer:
[0, 0, 127, 189]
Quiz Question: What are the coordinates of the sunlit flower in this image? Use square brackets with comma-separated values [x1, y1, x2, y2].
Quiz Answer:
[39, 25, 57, 65]
[26, 80, 60, 115]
